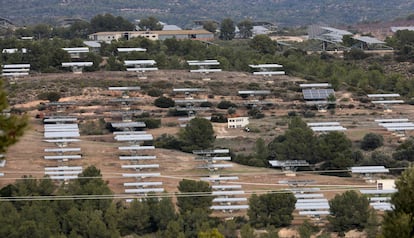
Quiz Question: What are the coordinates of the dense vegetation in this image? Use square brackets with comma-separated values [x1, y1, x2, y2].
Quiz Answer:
[1, 0, 414, 28]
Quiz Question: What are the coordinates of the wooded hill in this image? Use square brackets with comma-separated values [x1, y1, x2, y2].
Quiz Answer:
[1, 0, 414, 27]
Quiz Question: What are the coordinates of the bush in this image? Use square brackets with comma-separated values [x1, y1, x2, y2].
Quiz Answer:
[211, 113, 227, 123]
[217, 100, 237, 109]
[147, 88, 163, 97]
[140, 118, 161, 129]
[200, 101, 213, 107]
[361, 133, 383, 150]
[38, 91, 61, 102]
[154, 134, 181, 150]
[154, 96, 175, 108]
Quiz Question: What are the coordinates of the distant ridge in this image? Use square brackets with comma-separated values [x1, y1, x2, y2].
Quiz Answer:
[1, 0, 414, 28]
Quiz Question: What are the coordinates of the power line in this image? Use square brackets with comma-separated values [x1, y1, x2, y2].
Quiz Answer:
[0, 186, 374, 202]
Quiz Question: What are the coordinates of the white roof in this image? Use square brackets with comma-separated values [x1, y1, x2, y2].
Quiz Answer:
[391, 26, 414, 32]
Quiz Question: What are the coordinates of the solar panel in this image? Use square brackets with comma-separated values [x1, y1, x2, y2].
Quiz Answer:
[126, 67, 158, 72]
[49, 175, 78, 180]
[360, 189, 397, 194]
[62, 47, 89, 53]
[44, 166, 82, 171]
[62, 62, 93, 67]
[2, 68, 30, 72]
[370, 197, 391, 202]
[125, 188, 164, 193]
[44, 124, 78, 129]
[300, 83, 331, 88]
[372, 100, 404, 104]
[269, 160, 309, 167]
[44, 139, 80, 143]
[279, 180, 315, 185]
[211, 205, 249, 210]
[193, 149, 230, 155]
[111, 122, 146, 128]
[174, 99, 208, 104]
[253, 71, 285, 75]
[295, 203, 330, 210]
[114, 134, 153, 141]
[307, 122, 340, 126]
[201, 176, 239, 181]
[44, 155, 82, 160]
[370, 202, 392, 211]
[367, 94, 400, 98]
[44, 118, 77, 123]
[123, 182, 163, 187]
[119, 156, 156, 160]
[190, 69, 222, 73]
[173, 88, 206, 92]
[302, 89, 335, 100]
[212, 190, 245, 196]
[122, 173, 160, 178]
[295, 194, 324, 199]
[1, 72, 29, 77]
[213, 197, 248, 203]
[187, 60, 220, 66]
[375, 118, 409, 123]
[113, 131, 147, 135]
[351, 166, 389, 173]
[121, 164, 160, 169]
[298, 210, 330, 215]
[212, 185, 242, 190]
[108, 86, 141, 91]
[310, 126, 347, 132]
[44, 148, 81, 153]
[124, 60, 156, 65]
[45, 170, 82, 175]
[238, 90, 271, 95]
[44, 132, 80, 138]
[3, 64, 31, 68]
[110, 98, 141, 102]
[386, 127, 414, 131]
[249, 64, 283, 68]
[295, 198, 328, 203]
[117, 48, 146, 52]
[118, 146, 155, 150]
[205, 164, 233, 169]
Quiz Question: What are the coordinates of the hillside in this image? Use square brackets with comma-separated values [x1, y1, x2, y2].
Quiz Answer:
[1, 0, 414, 28]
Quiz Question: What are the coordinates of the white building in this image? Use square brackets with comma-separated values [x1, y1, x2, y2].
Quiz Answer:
[377, 179, 395, 190]
[227, 117, 249, 129]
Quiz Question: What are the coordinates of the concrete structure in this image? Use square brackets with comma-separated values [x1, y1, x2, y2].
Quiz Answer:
[89, 30, 214, 43]
[227, 116, 249, 129]
[377, 179, 395, 190]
